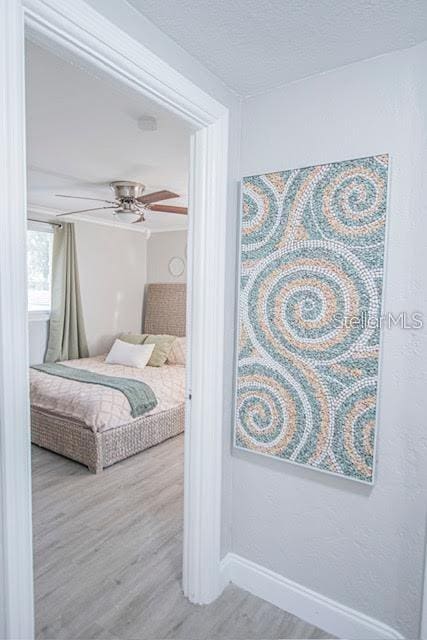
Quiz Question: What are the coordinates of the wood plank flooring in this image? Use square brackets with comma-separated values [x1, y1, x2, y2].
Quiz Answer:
[32, 435, 331, 639]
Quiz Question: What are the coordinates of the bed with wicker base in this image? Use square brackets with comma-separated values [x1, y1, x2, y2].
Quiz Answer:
[31, 283, 186, 473]
[31, 404, 185, 473]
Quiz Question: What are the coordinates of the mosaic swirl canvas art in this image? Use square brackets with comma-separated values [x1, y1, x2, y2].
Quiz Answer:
[235, 155, 389, 483]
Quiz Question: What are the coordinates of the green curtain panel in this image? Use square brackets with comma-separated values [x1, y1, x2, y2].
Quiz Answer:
[45, 224, 89, 362]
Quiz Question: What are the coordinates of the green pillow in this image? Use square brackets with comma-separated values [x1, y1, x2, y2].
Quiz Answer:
[144, 334, 176, 367]
[119, 333, 147, 345]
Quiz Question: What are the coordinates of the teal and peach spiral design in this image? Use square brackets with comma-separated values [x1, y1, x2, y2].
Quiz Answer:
[311, 159, 388, 248]
[242, 240, 378, 365]
[236, 155, 388, 483]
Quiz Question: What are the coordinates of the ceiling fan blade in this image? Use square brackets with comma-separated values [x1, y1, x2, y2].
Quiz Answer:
[149, 204, 188, 215]
[56, 206, 116, 217]
[56, 194, 117, 204]
[136, 190, 179, 205]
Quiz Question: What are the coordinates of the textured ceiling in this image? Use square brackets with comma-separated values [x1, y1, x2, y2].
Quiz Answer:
[127, 0, 427, 96]
[26, 41, 191, 232]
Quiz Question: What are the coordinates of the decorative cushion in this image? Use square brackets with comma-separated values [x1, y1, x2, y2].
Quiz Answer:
[143, 334, 176, 367]
[105, 339, 154, 369]
[167, 337, 186, 365]
[119, 333, 147, 345]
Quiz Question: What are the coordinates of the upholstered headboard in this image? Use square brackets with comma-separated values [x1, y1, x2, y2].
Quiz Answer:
[143, 283, 186, 337]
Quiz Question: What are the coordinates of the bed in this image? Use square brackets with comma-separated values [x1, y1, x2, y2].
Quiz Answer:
[30, 283, 187, 473]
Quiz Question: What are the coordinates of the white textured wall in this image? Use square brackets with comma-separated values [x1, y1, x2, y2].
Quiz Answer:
[147, 231, 187, 283]
[75, 222, 147, 355]
[235, 43, 427, 637]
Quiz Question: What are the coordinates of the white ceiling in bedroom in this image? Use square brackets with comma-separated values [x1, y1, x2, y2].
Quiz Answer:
[127, 0, 427, 96]
[25, 40, 192, 233]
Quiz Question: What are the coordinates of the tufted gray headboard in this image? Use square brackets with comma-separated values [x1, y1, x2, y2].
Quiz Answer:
[143, 283, 186, 337]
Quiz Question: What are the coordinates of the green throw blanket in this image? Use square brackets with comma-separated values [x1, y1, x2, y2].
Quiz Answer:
[31, 363, 157, 418]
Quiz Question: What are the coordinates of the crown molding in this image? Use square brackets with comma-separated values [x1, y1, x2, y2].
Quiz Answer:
[27, 203, 152, 238]
[149, 226, 188, 235]
[27, 204, 188, 237]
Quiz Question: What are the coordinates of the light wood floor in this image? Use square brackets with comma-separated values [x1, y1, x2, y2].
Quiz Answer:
[32, 435, 330, 640]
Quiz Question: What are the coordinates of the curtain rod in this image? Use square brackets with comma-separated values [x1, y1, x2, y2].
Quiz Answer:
[28, 218, 63, 229]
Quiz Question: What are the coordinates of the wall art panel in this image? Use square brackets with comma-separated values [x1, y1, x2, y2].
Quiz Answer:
[235, 155, 389, 483]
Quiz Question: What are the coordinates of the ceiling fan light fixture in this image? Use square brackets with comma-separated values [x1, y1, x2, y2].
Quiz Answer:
[113, 211, 142, 224]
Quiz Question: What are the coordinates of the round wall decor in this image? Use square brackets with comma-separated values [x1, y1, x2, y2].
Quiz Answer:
[168, 256, 185, 277]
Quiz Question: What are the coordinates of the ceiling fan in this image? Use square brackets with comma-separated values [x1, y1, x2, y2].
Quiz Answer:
[55, 181, 187, 223]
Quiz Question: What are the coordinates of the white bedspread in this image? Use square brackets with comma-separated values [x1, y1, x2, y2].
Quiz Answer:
[30, 355, 186, 433]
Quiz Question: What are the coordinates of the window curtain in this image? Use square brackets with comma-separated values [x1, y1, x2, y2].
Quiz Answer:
[45, 224, 89, 362]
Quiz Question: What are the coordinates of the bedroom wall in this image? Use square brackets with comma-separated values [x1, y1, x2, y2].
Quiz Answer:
[27, 227, 187, 363]
[147, 230, 187, 284]
[235, 43, 427, 637]
[75, 222, 147, 355]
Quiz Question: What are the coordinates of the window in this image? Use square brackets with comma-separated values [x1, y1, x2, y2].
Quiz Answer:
[27, 222, 53, 318]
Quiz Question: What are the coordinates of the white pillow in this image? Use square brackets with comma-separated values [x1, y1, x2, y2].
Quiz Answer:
[105, 339, 154, 369]
[167, 336, 186, 365]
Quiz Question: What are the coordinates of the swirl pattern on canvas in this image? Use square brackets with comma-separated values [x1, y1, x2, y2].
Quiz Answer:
[235, 155, 388, 483]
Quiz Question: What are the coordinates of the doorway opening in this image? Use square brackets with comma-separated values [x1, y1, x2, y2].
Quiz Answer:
[1, 3, 229, 637]
[26, 37, 192, 636]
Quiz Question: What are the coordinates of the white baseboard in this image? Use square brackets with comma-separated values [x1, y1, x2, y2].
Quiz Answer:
[220, 553, 403, 640]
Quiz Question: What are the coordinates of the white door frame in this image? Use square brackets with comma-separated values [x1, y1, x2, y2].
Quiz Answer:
[0, 1, 229, 637]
